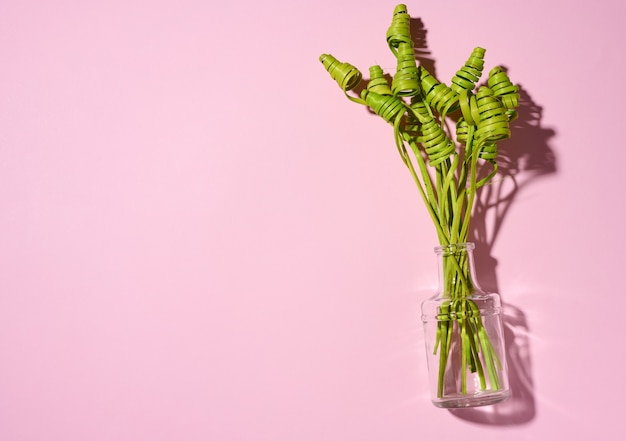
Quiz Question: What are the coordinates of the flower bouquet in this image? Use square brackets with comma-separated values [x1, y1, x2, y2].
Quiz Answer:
[319, 4, 518, 407]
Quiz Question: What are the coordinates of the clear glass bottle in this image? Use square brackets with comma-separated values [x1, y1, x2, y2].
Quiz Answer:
[421, 243, 510, 408]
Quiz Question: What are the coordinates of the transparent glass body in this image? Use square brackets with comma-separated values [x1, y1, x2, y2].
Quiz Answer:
[421, 243, 510, 408]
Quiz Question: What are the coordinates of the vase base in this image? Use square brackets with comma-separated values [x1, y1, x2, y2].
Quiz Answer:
[432, 390, 511, 408]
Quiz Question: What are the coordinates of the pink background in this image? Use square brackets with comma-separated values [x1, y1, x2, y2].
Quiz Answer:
[1, 0, 624, 439]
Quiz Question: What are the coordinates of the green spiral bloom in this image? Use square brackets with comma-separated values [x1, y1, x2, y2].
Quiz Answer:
[451, 47, 486, 94]
[475, 87, 510, 143]
[361, 90, 406, 124]
[319, 53, 362, 92]
[386, 4, 412, 56]
[367, 65, 393, 96]
[420, 67, 459, 115]
[391, 43, 421, 97]
[488, 66, 519, 111]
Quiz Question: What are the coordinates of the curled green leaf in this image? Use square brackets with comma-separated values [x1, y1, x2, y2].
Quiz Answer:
[451, 47, 486, 94]
[475, 87, 510, 143]
[386, 4, 412, 56]
[420, 67, 459, 115]
[319, 53, 363, 92]
[392, 43, 421, 97]
[479, 142, 498, 161]
[488, 66, 519, 110]
[418, 116, 456, 166]
[360, 90, 406, 124]
[367, 65, 393, 96]
[404, 99, 430, 136]
[456, 118, 470, 145]
[458, 89, 481, 127]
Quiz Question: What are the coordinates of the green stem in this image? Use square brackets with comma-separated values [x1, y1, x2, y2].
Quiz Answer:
[396, 125, 448, 244]
[460, 136, 483, 242]
[434, 253, 504, 399]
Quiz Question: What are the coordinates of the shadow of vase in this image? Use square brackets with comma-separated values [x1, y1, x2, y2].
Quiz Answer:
[449, 252, 536, 424]
[450, 304, 536, 424]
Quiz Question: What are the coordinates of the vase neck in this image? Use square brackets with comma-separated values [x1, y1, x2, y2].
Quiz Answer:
[435, 243, 483, 298]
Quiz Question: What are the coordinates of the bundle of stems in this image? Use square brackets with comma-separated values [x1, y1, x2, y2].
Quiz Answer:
[319, 4, 519, 397]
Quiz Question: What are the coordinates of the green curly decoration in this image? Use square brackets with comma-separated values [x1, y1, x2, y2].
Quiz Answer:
[456, 118, 470, 145]
[488, 67, 520, 121]
[367, 65, 393, 96]
[319, 4, 521, 404]
[420, 67, 459, 115]
[451, 47, 486, 94]
[458, 89, 480, 126]
[319, 53, 363, 95]
[417, 115, 456, 166]
[488, 66, 519, 109]
[386, 4, 412, 56]
[319, 4, 520, 252]
[392, 43, 421, 97]
[361, 90, 406, 124]
[475, 86, 510, 143]
[386, 4, 421, 97]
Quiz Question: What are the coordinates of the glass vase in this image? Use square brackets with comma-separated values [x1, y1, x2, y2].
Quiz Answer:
[421, 243, 510, 408]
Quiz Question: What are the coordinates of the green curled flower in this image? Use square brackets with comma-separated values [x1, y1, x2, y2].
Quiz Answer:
[488, 66, 519, 110]
[420, 67, 459, 115]
[319, 53, 362, 92]
[361, 89, 406, 124]
[391, 43, 421, 97]
[458, 89, 481, 127]
[417, 116, 456, 166]
[474, 87, 510, 143]
[386, 4, 412, 56]
[367, 65, 393, 96]
[456, 118, 470, 145]
[451, 47, 486, 94]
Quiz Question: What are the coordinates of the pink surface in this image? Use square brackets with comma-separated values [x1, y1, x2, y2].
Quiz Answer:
[1, 0, 625, 439]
